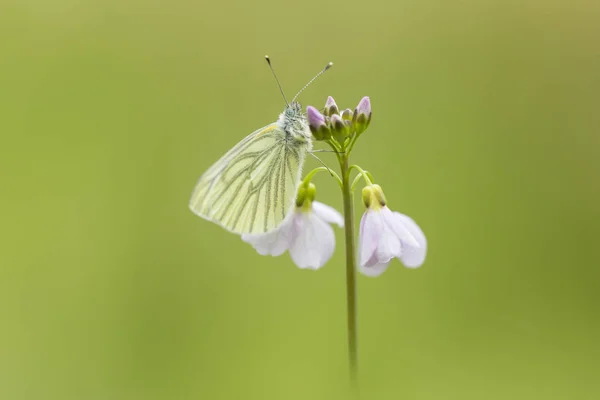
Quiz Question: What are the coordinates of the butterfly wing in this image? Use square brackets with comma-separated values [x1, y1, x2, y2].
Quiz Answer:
[189, 123, 308, 234]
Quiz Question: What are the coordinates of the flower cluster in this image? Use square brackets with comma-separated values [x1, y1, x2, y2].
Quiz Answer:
[306, 96, 372, 143]
[243, 96, 427, 276]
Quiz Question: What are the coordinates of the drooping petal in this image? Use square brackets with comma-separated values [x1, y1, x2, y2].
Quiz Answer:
[374, 222, 401, 264]
[288, 216, 315, 268]
[394, 213, 427, 268]
[360, 257, 390, 277]
[363, 245, 381, 267]
[359, 210, 382, 267]
[289, 213, 335, 269]
[381, 207, 420, 248]
[242, 217, 295, 257]
[312, 201, 344, 227]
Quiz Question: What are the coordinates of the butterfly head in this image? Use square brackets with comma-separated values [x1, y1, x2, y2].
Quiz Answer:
[280, 102, 311, 142]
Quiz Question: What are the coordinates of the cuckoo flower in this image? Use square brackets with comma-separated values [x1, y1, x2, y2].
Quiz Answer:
[242, 183, 343, 270]
[359, 184, 427, 277]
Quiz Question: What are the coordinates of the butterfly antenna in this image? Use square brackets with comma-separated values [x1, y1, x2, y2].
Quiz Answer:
[265, 56, 289, 106]
[292, 61, 333, 103]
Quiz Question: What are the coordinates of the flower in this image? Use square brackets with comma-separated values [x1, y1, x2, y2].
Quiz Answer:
[242, 199, 343, 270]
[354, 96, 371, 134]
[359, 184, 427, 277]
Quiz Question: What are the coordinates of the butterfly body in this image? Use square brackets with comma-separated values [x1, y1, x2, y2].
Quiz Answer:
[189, 102, 312, 235]
[279, 101, 312, 145]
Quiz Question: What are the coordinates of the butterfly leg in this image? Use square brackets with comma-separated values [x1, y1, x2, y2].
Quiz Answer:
[308, 152, 335, 177]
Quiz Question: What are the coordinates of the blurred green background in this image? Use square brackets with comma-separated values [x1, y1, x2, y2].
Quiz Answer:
[1, 0, 599, 399]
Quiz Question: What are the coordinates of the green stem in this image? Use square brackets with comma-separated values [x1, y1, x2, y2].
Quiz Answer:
[348, 165, 374, 186]
[350, 166, 375, 191]
[340, 154, 358, 384]
[302, 167, 343, 189]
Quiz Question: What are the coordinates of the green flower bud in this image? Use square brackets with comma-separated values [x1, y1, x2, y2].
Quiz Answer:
[307, 106, 331, 141]
[331, 114, 350, 143]
[323, 96, 339, 117]
[354, 96, 372, 135]
[341, 108, 353, 122]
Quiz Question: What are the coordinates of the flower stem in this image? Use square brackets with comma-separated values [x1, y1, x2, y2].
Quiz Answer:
[340, 154, 358, 384]
[302, 167, 343, 189]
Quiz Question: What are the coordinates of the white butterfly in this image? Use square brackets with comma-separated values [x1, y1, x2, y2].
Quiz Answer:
[189, 58, 332, 235]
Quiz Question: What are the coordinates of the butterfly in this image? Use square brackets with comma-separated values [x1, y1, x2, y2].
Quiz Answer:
[189, 57, 332, 235]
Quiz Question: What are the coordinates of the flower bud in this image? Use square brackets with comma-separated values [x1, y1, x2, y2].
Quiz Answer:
[331, 114, 350, 143]
[306, 106, 331, 141]
[341, 108, 353, 122]
[354, 96, 372, 135]
[323, 96, 339, 117]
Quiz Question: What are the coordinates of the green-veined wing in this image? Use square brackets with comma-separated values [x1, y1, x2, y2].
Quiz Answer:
[189, 123, 308, 234]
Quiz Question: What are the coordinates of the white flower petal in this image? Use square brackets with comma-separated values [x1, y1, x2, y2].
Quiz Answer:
[242, 200, 342, 270]
[359, 210, 382, 266]
[310, 216, 337, 266]
[312, 201, 344, 227]
[394, 213, 427, 268]
[360, 260, 390, 277]
[363, 249, 380, 267]
[381, 207, 420, 248]
[289, 213, 335, 269]
[242, 217, 295, 256]
[374, 222, 401, 264]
